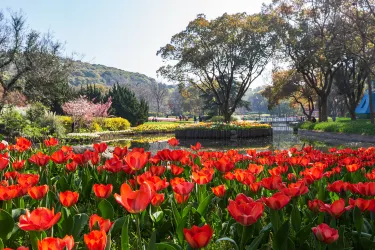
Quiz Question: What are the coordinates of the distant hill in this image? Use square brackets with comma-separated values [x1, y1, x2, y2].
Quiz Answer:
[69, 60, 156, 87]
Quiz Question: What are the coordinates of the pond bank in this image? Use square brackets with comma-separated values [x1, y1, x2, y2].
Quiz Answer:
[298, 129, 375, 143]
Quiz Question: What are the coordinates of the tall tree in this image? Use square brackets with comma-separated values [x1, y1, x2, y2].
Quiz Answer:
[267, 0, 345, 121]
[149, 81, 168, 116]
[157, 13, 277, 122]
[107, 83, 148, 126]
[263, 70, 316, 120]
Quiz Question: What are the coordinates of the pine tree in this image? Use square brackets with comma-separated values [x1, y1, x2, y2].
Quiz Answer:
[108, 83, 148, 126]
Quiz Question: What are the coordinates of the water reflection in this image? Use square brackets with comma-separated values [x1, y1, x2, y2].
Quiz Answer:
[106, 125, 374, 153]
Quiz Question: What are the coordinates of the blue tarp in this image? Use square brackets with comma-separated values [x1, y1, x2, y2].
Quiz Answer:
[355, 93, 375, 114]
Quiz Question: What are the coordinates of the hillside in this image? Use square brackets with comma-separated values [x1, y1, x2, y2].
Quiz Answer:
[69, 60, 156, 87]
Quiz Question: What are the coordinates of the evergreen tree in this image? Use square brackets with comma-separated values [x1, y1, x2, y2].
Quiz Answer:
[108, 83, 148, 126]
[78, 84, 104, 103]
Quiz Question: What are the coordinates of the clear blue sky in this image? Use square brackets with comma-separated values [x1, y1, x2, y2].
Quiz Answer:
[2, 0, 270, 87]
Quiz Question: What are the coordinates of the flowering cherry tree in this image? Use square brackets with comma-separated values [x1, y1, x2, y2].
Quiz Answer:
[62, 96, 112, 130]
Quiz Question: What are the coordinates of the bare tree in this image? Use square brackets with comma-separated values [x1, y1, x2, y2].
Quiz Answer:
[149, 81, 168, 116]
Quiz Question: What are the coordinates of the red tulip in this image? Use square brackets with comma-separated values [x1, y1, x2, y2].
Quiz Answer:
[15, 137, 32, 152]
[151, 193, 165, 206]
[19, 207, 61, 231]
[113, 146, 128, 159]
[190, 142, 201, 151]
[0, 185, 23, 200]
[29, 152, 50, 167]
[263, 192, 291, 210]
[150, 165, 166, 176]
[66, 161, 78, 172]
[51, 150, 69, 164]
[17, 173, 39, 188]
[192, 168, 214, 185]
[89, 214, 114, 233]
[93, 184, 113, 199]
[38, 235, 74, 250]
[125, 151, 149, 171]
[247, 164, 264, 175]
[249, 182, 262, 193]
[349, 182, 375, 196]
[12, 160, 26, 170]
[183, 224, 213, 249]
[319, 199, 352, 218]
[28, 185, 49, 200]
[59, 190, 79, 207]
[227, 193, 264, 226]
[214, 157, 235, 173]
[282, 181, 308, 197]
[44, 137, 59, 147]
[114, 182, 152, 213]
[308, 199, 325, 213]
[172, 179, 195, 195]
[170, 164, 184, 176]
[349, 198, 374, 212]
[93, 142, 108, 153]
[234, 169, 256, 185]
[174, 192, 190, 204]
[0, 153, 9, 171]
[4, 171, 19, 180]
[346, 163, 361, 172]
[211, 185, 226, 198]
[168, 138, 179, 147]
[327, 180, 348, 193]
[312, 223, 339, 244]
[261, 176, 284, 190]
[84, 230, 107, 250]
[103, 158, 123, 173]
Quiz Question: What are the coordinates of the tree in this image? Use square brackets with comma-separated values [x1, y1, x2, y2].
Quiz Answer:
[23, 34, 74, 113]
[107, 83, 148, 126]
[267, 0, 345, 121]
[78, 83, 106, 103]
[157, 13, 277, 122]
[334, 57, 368, 120]
[149, 81, 168, 116]
[62, 96, 112, 131]
[0, 11, 39, 110]
[263, 70, 316, 120]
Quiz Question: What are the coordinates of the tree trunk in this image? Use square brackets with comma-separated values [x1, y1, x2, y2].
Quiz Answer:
[320, 95, 328, 122]
[223, 112, 231, 123]
[368, 76, 374, 124]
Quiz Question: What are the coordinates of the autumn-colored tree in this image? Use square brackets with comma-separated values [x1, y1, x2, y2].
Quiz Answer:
[157, 13, 277, 122]
[263, 70, 316, 120]
[266, 0, 345, 121]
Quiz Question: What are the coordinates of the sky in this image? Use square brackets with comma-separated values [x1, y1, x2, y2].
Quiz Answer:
[2, 0, 271, 88]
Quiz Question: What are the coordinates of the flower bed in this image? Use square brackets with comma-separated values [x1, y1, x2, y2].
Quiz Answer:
[175, 122, 272, 139]
[1, 137, 374, 249]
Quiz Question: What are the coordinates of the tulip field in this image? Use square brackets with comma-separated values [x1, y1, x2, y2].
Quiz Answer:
[2, 137, 375, 249]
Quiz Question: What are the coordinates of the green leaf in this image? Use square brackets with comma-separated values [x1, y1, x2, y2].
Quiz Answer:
[110, 216, 126, 235]
[71, 213, 89, 241]
[273, 220, 289, 250]
[98, 199, 114, 220]
[182, 203, 193, 218]
[197, 194, 213, 217]
[121, 216, 130, 250]
[246, 234, 264, 250]
[171, 201, 181, 223]
[291, 205, 301, 232]
[353, 206, 364, 234]
[11, 208, 25, 221]
[155, 242, 182, 250]
[151, 211, 164, 223]
[0, 209, 14, 240]
[105, 233, 111, 250]
[0, 238, 4, 250]
[296, 223, 314, 244]
[216, 237, 239, 250]
[176, 216, 188, 245]
[148, 230, 157, 250]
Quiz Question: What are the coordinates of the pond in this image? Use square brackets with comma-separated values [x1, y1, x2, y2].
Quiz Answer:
[105, 125, 374, 153]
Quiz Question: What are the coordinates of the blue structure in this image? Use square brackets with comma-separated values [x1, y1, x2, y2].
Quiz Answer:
[355, 92, 375, 116]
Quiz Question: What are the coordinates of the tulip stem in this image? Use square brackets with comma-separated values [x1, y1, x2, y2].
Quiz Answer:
[240, 225, 247, 249]
[136, 213, 142, 249]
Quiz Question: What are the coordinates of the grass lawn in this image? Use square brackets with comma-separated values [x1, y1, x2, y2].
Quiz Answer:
[143, 121, 194, 125]
[299, 117, 375, 135]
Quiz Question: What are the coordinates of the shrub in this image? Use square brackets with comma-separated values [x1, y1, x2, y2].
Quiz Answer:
[210, 116, 225, 122]
[39, 113, 66, 137]
[101, 117, 131, 131]
[90, 121, 103, 132]
[1, 107, 27, 135]
[57, 116, 73, 132]
[26, 102, 48, 123]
